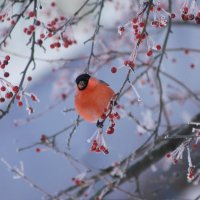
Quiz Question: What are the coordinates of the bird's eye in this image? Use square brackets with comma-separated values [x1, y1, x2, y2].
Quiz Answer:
[78, 80, 86, 90]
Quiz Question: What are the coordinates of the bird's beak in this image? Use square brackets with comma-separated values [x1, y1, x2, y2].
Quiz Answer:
[78, 81, 86, 90]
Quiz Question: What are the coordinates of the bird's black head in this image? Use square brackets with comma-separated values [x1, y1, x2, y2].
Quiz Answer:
[75, 73, 91, 90]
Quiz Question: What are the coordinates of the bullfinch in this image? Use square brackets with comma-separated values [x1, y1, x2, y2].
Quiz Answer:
[74, 74, 115, 124]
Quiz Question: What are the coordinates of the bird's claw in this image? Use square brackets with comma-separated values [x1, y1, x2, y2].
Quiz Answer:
[96, 120, 104, 128]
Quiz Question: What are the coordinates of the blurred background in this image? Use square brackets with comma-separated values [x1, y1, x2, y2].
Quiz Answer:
[0, 0, 200, 199]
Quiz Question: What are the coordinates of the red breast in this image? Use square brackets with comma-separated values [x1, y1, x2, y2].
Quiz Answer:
[75, 76, 115, 123]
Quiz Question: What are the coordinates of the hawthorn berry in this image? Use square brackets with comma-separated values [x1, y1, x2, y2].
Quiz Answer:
[29, 11, 35, 18]
[35, 148, 41, 152]
[12, 86, 19, 93]
[5, 92, 13, 99]
[139, 22, 145, 27]
[156, 45, 161, 51]
[147, 50, 153, 56]
[5, 55, 10, 61]
[16, 95, 21, 100]
[40, 33, 45, 39]
[35, 20, 41, 26]
[166, 153, 171, 158]
[37, 39, 43, 46]
[1, 86, 6, 91]
[27, 76, 32, 81]
[170, 13, 176, 19]
[0, 97, 5, 103]
[4, 72, 9, 77]
[111, 67, 117, 73]
[18, 101, 23, 106]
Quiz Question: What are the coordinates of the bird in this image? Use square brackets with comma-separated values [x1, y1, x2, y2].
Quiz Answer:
[74, 73, 115, 124]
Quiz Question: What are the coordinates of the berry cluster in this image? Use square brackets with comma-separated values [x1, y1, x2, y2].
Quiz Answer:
[88, 101, 120, 154]
[15, 91, 39, 114]
[43, 12, 77, 49]
[179, 0, 200, 23]
[0, 11, 15, 25]
[150, 3, 171, 28]
[23, 6, 77, 49]
[106, 111, 120, 134]
[0, 55, 20, 103]
[187, 166, 196, 182]
[71, 171, 87, 186]
[90, 138, 109, 154]
[124, 60, 135, 69]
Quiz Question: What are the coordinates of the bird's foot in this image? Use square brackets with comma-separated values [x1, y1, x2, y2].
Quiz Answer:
[96, 120, 104, 128]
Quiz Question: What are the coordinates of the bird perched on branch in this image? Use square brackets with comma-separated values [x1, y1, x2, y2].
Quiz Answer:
[74, 74, 115, 124]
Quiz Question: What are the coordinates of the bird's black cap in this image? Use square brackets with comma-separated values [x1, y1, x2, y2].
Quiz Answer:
[75, 74, 91, 85]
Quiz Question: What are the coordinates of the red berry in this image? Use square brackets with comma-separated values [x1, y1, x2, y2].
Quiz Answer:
[48, 32, 52, 37]
[18, 101, 23, 106]
[50, 44, 55, 49]
[5, 55, 10, 61]
[111, 67, 117, 73]
[166, 153, 171, 158]
[12, 86, 19, 93]
[181, 14, 188, 21]
[128, 61, 135, 68]
[157, 7, 161, 11]
[1, 86, 6, 91]
[147, 50, 153, 56]
[24, 28, 28, 33]
[1, 64, 5, 69]
[4, 72, 9, 77]
[40, 134, 48, 142]
[10, 20, 15, 26]
[171, 13, 176, 19]
[29, 25, 35, 32]
[60, 16, 65, 20]
[27, 31, 32, 35]
[35, 20, 41, 26]
[0, 97, 5, 103]
[37, 39, 43, 46]
[183, 6, 189, 14]
[106, 127, 114, 134]
[27, 76, 32, 81]
[29, 11, 35, 18]
[40, 33, 45, 39]
[99, 145, 105, 151]
[103, 149, 109, 154]
[5, 92, 12, 99]
[3, 60, 8, 65]
[184, 49, 189, 54]
[139, 22, 145, 27]
[16, 95, 21, 100]
[101, 113, 106, 120]
[51, 2, 56, 7]
[156, 45, 161, 50]
[132, 18, 138, 24]
[133, 24, 138, 29]
[35, 148, 41, 152]
[61, 93, 67, 100]
[55, 42, 61, 48]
